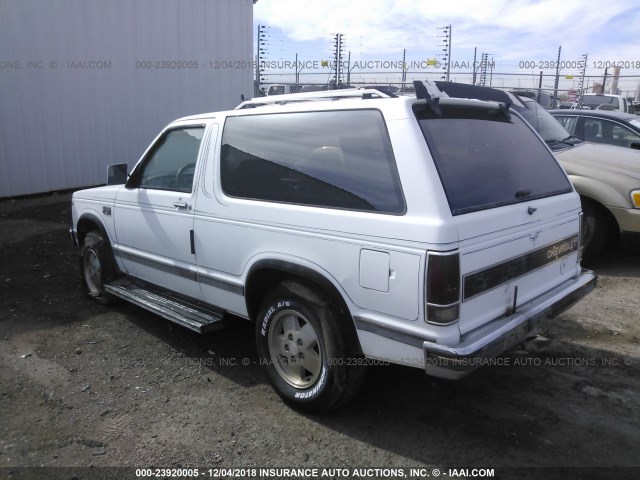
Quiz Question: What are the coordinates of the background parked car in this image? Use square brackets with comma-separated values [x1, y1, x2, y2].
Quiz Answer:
[511, 89, 561, 109]
[550, 109, 640, 150]
[267, 84, 303, 95]
[299, 84, 329, 93]
[362, 85, 400, 96]
[577, 93, 632, 113]
[511, 96, 640, 260]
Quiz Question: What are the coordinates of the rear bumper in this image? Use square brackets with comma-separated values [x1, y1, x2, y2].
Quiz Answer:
[423, 269, 597, 379]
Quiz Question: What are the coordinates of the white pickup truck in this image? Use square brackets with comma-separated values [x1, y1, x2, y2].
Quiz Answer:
[70, 82, 596, 412]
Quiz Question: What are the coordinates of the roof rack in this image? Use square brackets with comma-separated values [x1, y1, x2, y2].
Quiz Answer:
[235, 88, 392, 109]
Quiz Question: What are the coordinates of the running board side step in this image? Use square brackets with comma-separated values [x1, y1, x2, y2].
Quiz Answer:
[104, 280, 225, 333]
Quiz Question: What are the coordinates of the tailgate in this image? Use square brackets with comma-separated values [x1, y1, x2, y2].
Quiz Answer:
[455, 194, 581, 335]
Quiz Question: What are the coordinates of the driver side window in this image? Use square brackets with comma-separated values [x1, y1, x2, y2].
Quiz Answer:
[138, 127, 204, 193]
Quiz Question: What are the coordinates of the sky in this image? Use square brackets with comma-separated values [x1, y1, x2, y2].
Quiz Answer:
[253, 0, 640, 95]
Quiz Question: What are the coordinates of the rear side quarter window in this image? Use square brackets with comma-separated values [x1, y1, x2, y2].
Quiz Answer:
[220, 110, 405, 214]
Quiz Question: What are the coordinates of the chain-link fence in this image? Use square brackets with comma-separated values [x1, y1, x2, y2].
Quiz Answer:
[255, 61, 640, 111]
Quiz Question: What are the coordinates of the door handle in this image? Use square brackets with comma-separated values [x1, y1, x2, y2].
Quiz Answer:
[173, 201, 188, 209]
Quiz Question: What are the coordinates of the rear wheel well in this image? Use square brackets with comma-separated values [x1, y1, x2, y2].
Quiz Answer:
[245, 264, 362, 356]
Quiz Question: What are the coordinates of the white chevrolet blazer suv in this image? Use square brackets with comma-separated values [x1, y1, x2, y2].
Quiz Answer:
[70, 81, 596, 412]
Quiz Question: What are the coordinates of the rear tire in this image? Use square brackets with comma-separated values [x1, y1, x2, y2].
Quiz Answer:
[255, 280, 366, 413]
[80, 231, 116, 305]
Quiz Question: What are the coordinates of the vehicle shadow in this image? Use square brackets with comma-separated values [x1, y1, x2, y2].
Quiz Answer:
[89, 241, 640, 472]
[120, 305, 265, 388]
[303, 336, 639, 470]
[118, 296, 639, 471]
[583, 247, 640, 278]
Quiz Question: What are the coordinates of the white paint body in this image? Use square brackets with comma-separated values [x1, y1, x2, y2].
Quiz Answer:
[71, 94, 594, 376]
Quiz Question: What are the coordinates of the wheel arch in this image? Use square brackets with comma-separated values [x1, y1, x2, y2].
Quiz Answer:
[76, 213, 108, 243]
[580, 195, 621, 245]
[245, 259, 363, 355]
[76, 213, 119, 270]
[569, 174, 631, 209]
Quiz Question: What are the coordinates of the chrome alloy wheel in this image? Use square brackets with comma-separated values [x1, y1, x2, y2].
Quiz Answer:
[268, 309, 323, 389]
[83, 248, 103, 295]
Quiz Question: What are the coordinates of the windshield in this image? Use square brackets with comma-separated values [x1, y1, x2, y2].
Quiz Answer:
[630, 119, 640, 129]
[511, 98, 573, 145]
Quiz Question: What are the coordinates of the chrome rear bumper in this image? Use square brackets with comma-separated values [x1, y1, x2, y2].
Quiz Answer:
[423, 269, 597, 379]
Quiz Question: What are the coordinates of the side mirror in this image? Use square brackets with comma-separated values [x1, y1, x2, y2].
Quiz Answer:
[107, 163, 128, 185]
[630, 142, 640, 151]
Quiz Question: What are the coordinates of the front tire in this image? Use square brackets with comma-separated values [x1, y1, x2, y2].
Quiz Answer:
[80, 231, 116, 305]
[256, 281, 365, 413]
[581, 199, 610, 262]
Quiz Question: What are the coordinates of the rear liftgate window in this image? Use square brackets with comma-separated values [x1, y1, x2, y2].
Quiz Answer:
[416, 104, 573, 215]
[220, 110, 405, 214]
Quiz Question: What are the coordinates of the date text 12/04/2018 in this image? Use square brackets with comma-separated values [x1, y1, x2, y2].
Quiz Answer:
[519, 60, 640, 69]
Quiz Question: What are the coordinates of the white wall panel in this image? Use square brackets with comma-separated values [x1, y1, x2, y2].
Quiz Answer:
[0, 0, 254, 197]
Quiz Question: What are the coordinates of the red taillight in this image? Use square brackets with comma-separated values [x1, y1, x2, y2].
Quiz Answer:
[426, 251, 460, 324]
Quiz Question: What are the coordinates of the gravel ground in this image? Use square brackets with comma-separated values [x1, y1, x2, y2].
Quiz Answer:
[0, 192, 639, 480]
